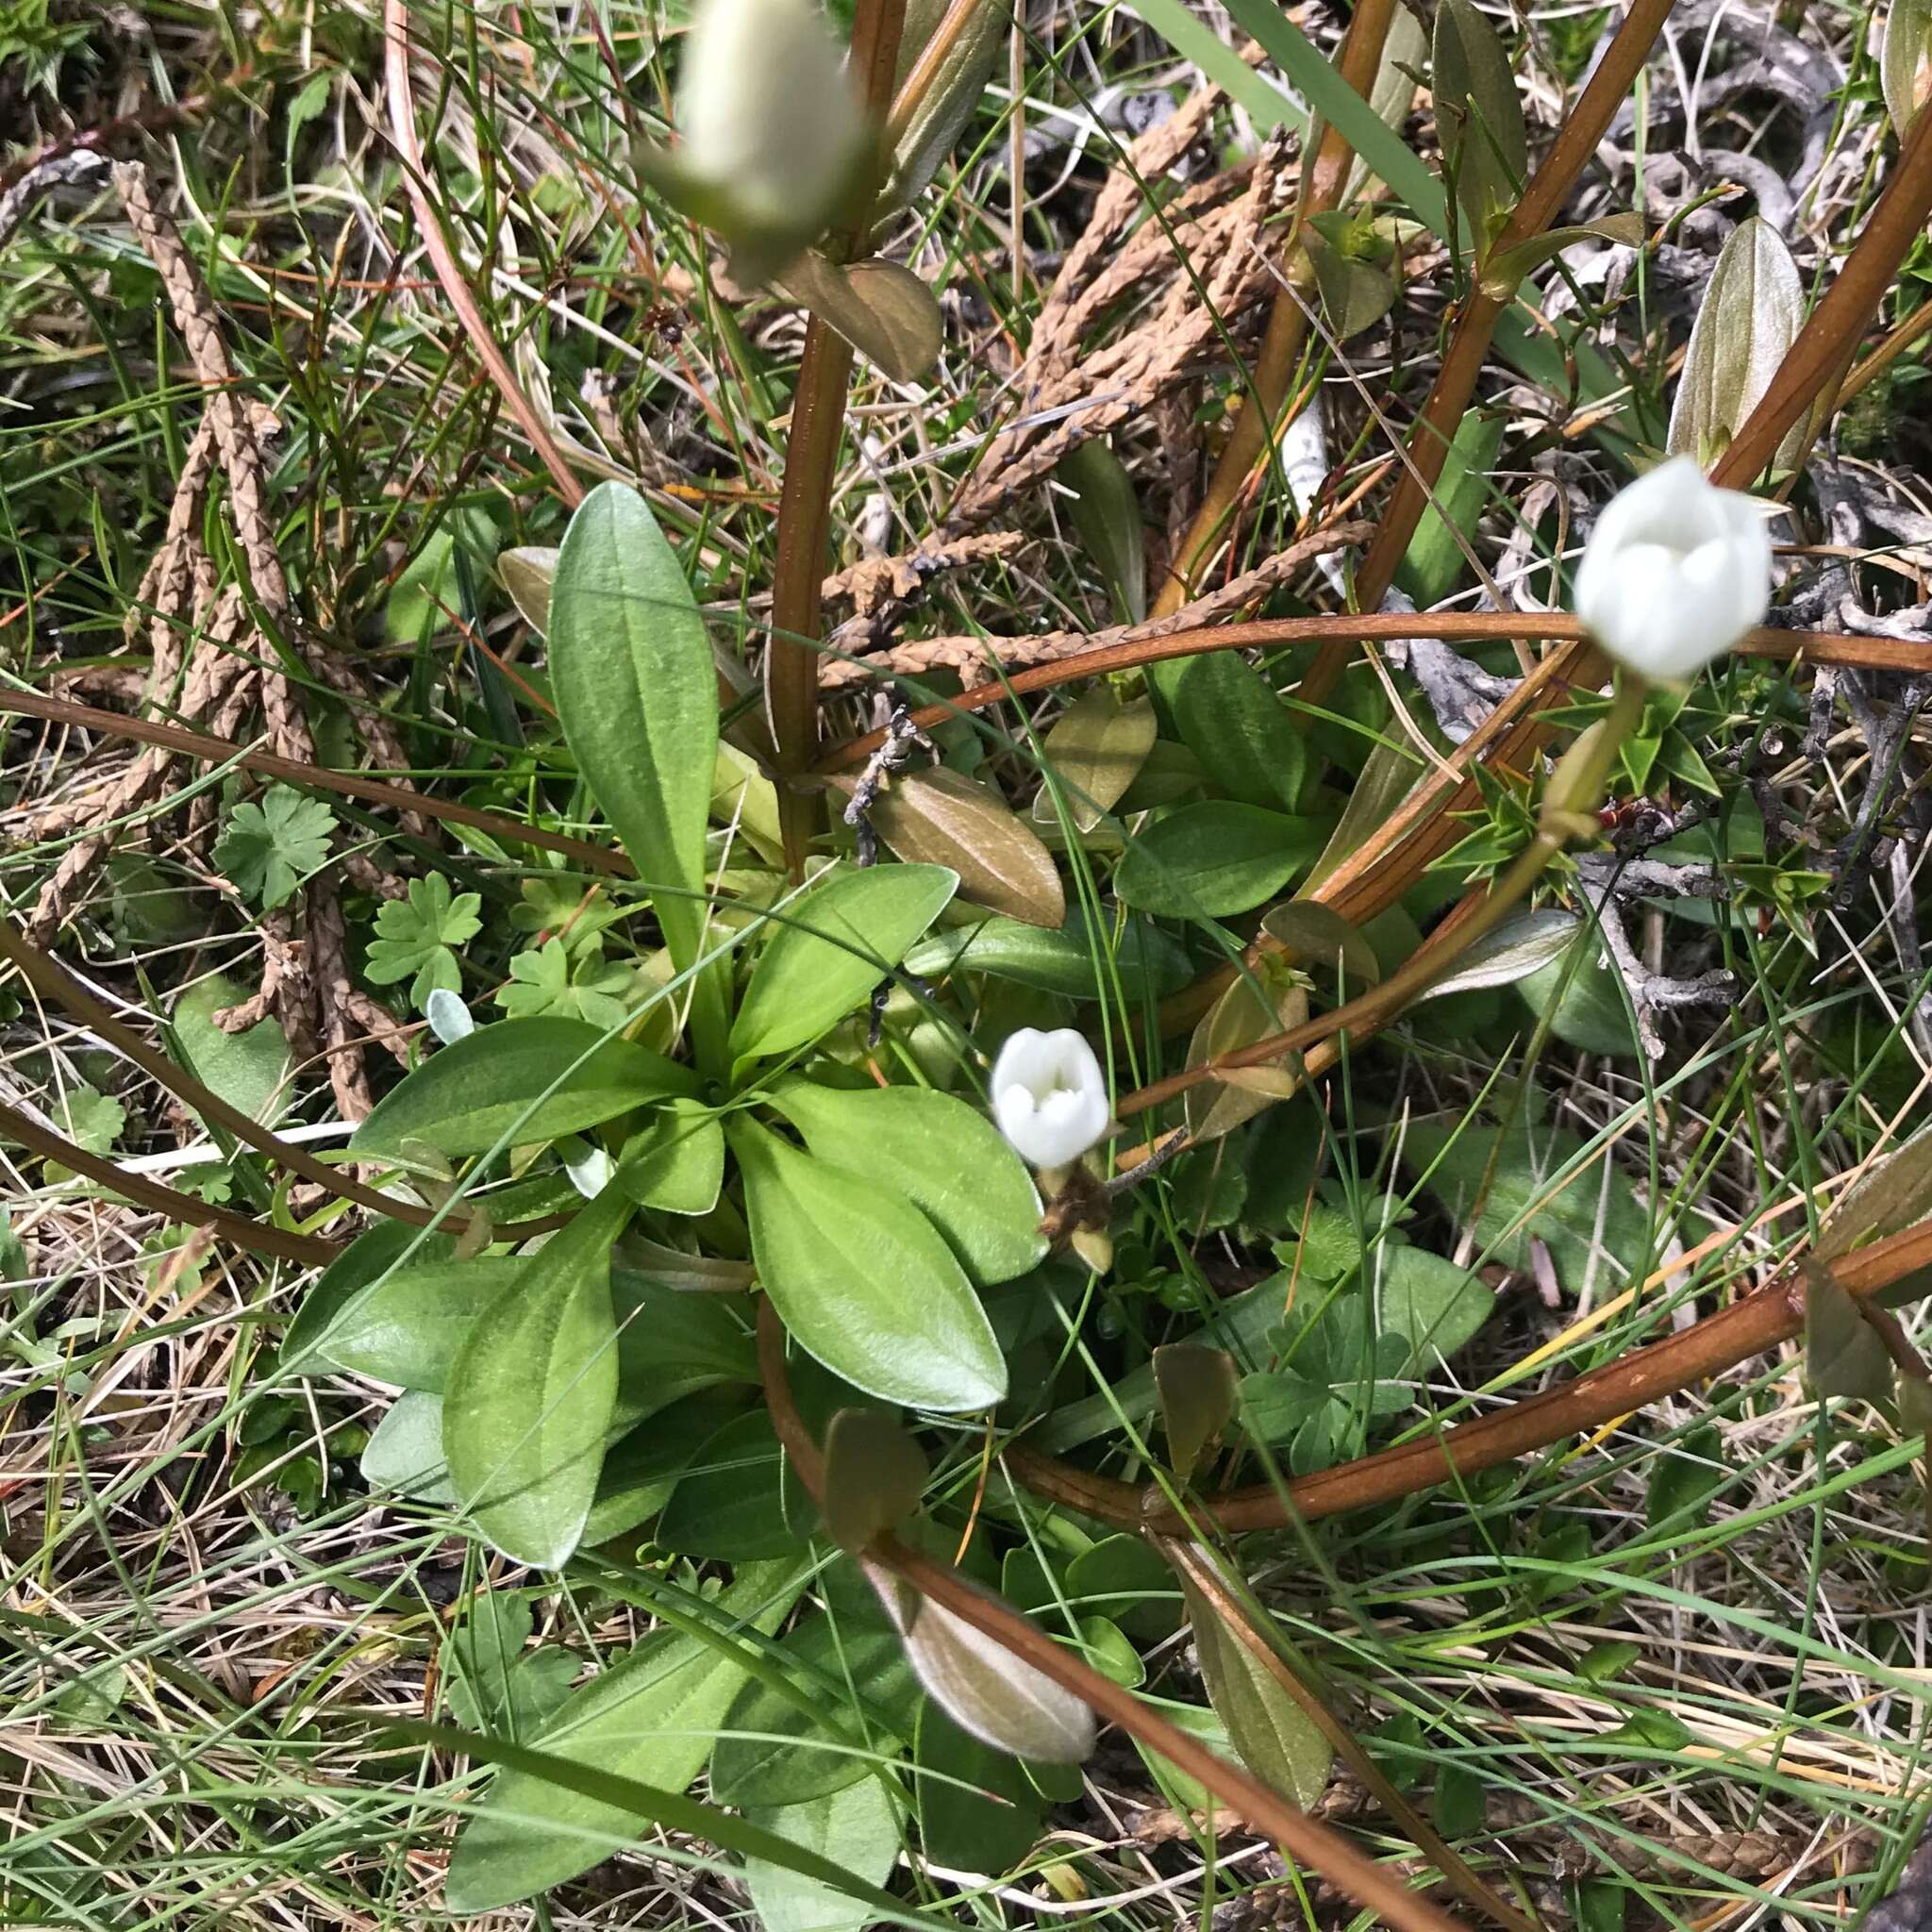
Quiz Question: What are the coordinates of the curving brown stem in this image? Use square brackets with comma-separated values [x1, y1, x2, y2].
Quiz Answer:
[1148, 0, 1396, 620]
[1009, 1208, 1932, 1537]
[754, 1301, 1472, 1932]
[767, 0, 908, 876]
[1296, 0, 1678, 710]
[0, 1094, 338, 1266]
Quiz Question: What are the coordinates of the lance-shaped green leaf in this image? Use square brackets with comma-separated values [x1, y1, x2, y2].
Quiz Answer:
[1433, 0, 1526, 258]
[745, 1774, 906, 1932]
[548, 481, 727, 1068]
[1479, 211, 1645, 298]
[1666, 217, 1808, 472]
[444, 1559, 808, 1908]
[1886, 0, 1932, 135]
[1172, 653, 1306, 812]
[615, 1098, 726, 1216]
[441, 1185, 632, 1568]
[766, 1078, 1044, 1283]
[884, 0, 1009, 208]
[728, 1117, 1007, 1411]
[729, 862, 957, 1063]
[1058, 439, 1147, 623]
[863, 1558, 1096, 1762]
[1180, 1571, 1332, 1807]
[351, 1016, 697, 1161]
[906, 908, 1191, 1003]
[777, 252, 945, 383]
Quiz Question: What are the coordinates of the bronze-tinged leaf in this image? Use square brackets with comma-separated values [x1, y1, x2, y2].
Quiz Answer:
[498, 546, 558, 633]
[1183, 966, 1308, 1142]
[1260, 902, 1380, 989]
[1031, 689, 1158, 834]
[849, 767, 1065, 927]
[863, 1558, 1096, 1763]
[1154, 1345, 1238, 1483]
[777, 252, 944, 382]
[1179, 1571, 1332, 1807]
[823, 1407, 929, 1553]
[1817, 1124, 1932, 1263]
[1804, 1264, 1895, 1403]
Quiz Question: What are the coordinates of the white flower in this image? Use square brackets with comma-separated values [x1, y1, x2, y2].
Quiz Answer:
[1574, 458, 1774, 682]
[676, 0, 870, 242]
[991, 1028, 1110, 1170]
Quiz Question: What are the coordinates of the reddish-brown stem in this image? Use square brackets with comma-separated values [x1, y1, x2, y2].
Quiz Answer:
[768, 321, 859, 874]
[0, 920, 566, 1242]
[820, 614, 1917, 768]
[754, 1303, 1470, 1932]
[767, 0, 908, 875]
[1009, 1210, 1932, 1536]
[0, 1094, 338, 1266]
[2, 687, 633, 874]
[1297, 0, 1678, 708]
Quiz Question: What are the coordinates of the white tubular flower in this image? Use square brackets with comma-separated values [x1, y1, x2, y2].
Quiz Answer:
[676, 0, 870, 246]
[1574, 458, 1774, 682]
[991, 1028, 1110, 1170]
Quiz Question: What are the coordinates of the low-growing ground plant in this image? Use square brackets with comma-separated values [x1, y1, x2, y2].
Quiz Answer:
[7, 0, 1932, 1927]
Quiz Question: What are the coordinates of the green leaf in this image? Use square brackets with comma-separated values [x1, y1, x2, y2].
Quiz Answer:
[1375, 1245, 1493, 1366]
[1124, 0, 1310, 134]
[364, 874, 481, 1010]
[616, 1098, 725, 1215]
[851, 768, 1063, 928]
[1304, 226, 1396, 341]
[1180, 1576, 1331, 1807]
[1172, 654, 1306, 811]
[746, 1775, 905, 1932]
[1516, 948, 1641, 1058]
[913, 1703, 1048, 1872]
[445, 1592, 578, 1738]
[1885, 0, 1932, 134]
[1804, 1263, 1895, 1403]
[351, 1016, 697, 1161]
[548, 480, 726, 1067]
[1401, 1112, 1652, 1294]
[320, 1256, 523, 1391]
[360, 1389, 458, 1503]
[713, 1581, 915, 1808]
[213, 788, 336, 910]
[1030, 689, 1158, 833]
[1113, 803, 1332, 918]
[496, 934, 636, 1029]
[884, 0, 1008, 209]
[439, 1556, 817, 1906]
[1058, 439, 1146, 624]
[904, 908, 1191, 1002]
[767, 1079, 1044, 1284]
[728, 1117, 1007, 1411]
[1065, 1536, 1182, 1642]
[1259, 903, 1380, 989]
[51, 1083, 125, 1157]
[657, 1408, 814, 1559]
[282, 1221, 441, 1375]
[1417, 908, 1578, 1000]
[1394, 410, 1505, 608]
[1432, 0, 1526, 256]
[171, 974, 290, 1126]
[1644, 1423, 1726, 1540]
[1479, 213, 1645, 297]
[1215, 0, 1449, 235]
[442, 1185, 632, 1567]
[729, 863, 958, 1063]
